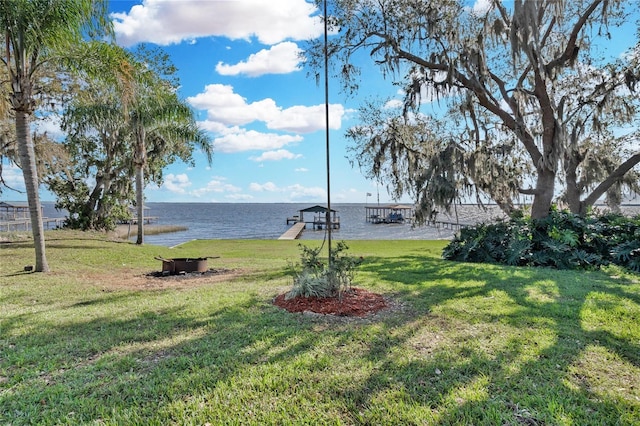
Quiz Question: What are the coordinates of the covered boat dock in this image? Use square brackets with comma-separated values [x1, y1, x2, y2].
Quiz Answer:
[286, 205, 340, 230]
[365, 204, 414, 224]
[281, 205, 340, 239]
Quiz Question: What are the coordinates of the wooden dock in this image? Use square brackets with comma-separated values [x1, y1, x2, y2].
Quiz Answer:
[119, 216, 158, 225]
[425, 220, 469, 231]
[366, 204, 414, 224]
[0, 217, 65, 232]
[278, 222, 306, 240]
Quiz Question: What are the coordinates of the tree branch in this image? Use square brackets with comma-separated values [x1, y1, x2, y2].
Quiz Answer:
[519, 187, 537, 195]
[393, 45, 543, 166]
[545, 0, 604, 73]
[582, 151, 640, 208]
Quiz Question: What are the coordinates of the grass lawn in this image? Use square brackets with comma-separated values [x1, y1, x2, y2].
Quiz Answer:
[1, 230, 639, 425]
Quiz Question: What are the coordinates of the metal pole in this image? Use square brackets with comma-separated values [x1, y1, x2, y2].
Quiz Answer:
[324, 0, 332, 264]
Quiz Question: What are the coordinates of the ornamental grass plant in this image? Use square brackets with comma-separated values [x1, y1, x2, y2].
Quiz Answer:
[286, 241, 363, 299]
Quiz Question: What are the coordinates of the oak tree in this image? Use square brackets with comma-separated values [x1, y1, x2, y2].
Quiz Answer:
[313, 0, 640, 219]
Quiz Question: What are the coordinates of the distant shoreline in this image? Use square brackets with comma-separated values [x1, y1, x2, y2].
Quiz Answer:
[0, 224, 188, 244]
[110, 224, 188, 240]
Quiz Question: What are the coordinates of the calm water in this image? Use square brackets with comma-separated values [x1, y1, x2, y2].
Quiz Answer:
[43, 201, 639, 248]
[38, 202, 508, 247]
[138, 202, 467, 247]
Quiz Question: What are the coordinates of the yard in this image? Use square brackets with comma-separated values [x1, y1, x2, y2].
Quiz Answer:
[1, 231, 639, 424]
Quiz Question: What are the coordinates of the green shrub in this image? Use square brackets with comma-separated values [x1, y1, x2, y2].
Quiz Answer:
[286, 241, 363, 299]
[442, 208, 640, 271]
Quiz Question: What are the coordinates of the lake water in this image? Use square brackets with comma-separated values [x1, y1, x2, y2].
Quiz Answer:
[40, 202, 500, 246]
[42, 201, 638, 248]
[113, 202, 506, 247]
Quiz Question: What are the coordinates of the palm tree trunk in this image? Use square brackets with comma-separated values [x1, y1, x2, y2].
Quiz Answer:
[135, 163, 144, 244]
[15, 110, 49, 272]
[134, 126, 146, 245]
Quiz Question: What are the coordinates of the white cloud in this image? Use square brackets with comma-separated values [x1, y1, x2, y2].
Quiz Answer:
[383, 99, 404, 110]
[249, 181, 280, 192]
[266, 104, 345, 133]
[188, 84, 280, 126]
[250, 149, 302, 162]
[197, 120, 233, 134]
[248, 181, 326, 200]
[188, 84, 345, 133]
[333, 187, 363, 201]
[216, 42, 304, 77]
[288, 184, 326, 200]
[34, 115, 65, 140]
[295, 167, 309, 172]
[163, 173, 191, 194]
[212, 128, 303, 153]
[113, 0, 323, 47]
[191, 177, 242, 197]
[1, 163, 25, 191]
[472, 0, 492, 15]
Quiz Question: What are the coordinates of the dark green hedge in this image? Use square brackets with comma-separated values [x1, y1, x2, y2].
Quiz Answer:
[442, 209, 640, 271]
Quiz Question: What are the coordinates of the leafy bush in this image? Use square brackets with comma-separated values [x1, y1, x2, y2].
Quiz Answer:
[286, 241, 363, 299]
[442, 209, 640, 271]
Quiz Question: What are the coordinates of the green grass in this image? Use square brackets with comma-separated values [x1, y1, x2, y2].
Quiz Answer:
[1, 230, 639, 425]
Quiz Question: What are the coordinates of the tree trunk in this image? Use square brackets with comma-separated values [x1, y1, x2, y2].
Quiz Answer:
[134, 127, 146, 245]
[530, 167, 556, 219]
[580, 152, 640, 215]
[563, 149, 582, 214]
[15, 110, 50, 272]
[87, 175, 104, 228]
[135, 163, 144, 244]
[96, 176, 112, 228]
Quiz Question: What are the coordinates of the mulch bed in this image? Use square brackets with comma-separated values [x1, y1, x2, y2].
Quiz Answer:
[273, 287, 387, 317]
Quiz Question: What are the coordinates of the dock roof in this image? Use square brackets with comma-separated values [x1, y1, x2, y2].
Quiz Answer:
[299, 205, 338, 213]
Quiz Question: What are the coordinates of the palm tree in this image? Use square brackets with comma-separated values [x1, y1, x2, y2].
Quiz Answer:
[0, 0, 112, 272]
[129, 89, 212, 244]
[50, 46, 211, 236]
[109, 46, 212, 244]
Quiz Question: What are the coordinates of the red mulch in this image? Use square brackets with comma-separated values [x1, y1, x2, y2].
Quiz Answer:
[273, 287, 387, 317]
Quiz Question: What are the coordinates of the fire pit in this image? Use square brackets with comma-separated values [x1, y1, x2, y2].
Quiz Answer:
[155, 256, 219, 275]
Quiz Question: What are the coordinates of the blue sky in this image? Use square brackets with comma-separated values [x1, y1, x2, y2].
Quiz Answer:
[112, 0, 390, 204]
[2, 0, 638, 204]
[3, 0, 400, 204]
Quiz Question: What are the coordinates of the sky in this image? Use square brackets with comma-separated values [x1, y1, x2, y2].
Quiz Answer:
[111, 0, 375, 204]
[6, 0, 402, 204]
[1, 0, 638, 204]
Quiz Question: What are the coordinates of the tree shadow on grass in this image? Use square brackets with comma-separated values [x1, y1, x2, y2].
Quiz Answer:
[1, 253, 638, 424]
[1, 293, 319, 424]
[339, 255, 640, 424]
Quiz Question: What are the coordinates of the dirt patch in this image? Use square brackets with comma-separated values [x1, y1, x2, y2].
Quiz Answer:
[273, 287, 388, 317]
[96, 268, 244, 291]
